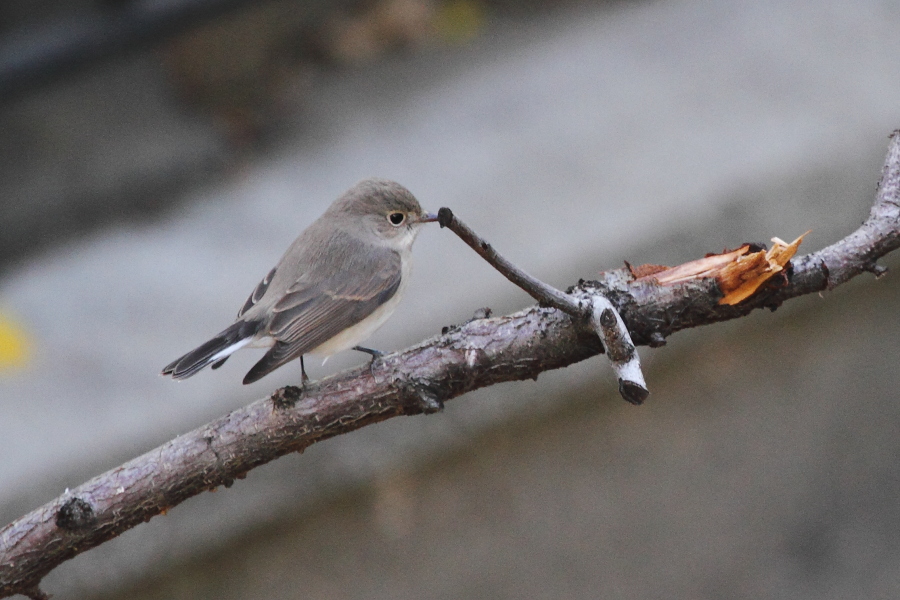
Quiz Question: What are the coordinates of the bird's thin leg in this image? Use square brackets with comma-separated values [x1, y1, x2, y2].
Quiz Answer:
[353, 346, 383, 381]
[300, 355, 310, 385]
[353, 345, 384, 359]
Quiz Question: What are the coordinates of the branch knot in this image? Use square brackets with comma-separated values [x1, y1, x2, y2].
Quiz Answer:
[55, 497, 95, 532]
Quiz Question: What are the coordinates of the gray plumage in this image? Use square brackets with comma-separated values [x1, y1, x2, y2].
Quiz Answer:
[162, 178, 434, 385]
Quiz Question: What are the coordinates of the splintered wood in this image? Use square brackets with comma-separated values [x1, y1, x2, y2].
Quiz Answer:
[630, 233, 808, 305]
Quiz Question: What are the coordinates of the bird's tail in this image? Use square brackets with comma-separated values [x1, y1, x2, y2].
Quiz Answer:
[161, 320, 260, 380]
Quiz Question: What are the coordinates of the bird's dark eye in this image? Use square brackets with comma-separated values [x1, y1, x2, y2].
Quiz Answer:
[388, 212, 405, 226]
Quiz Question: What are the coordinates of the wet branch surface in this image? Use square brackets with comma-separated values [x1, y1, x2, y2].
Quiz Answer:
[3, 131, 900, 599]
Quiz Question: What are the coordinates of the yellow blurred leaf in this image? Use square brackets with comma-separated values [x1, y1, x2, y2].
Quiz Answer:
[0, 312, 31, 370]
[435, 0, 486, 43]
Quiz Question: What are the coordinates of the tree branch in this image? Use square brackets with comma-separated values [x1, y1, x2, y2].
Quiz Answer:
[435, 207, 588, 318]
[589, 295, 648, 405]
[2, 131, 899, 598]
[436, 206, 648, 403]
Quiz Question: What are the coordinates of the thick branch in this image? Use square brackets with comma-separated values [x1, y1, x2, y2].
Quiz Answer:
[2, 131, 900, 598]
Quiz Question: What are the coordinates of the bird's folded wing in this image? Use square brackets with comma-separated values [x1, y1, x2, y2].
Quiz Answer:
[250, 247, 403, 377]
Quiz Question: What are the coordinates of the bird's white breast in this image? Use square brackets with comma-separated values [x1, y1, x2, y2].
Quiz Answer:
[308, 250, 412, 357]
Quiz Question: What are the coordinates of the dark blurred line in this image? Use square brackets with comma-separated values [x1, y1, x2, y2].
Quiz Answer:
[0, 0, 272, 103]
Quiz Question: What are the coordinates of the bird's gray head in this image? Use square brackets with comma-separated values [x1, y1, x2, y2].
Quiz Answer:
[329, 178, 437, 249]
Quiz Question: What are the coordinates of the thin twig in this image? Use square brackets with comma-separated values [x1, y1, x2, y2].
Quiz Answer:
[436, 207, 587, 318]
[2, 131, 900, 598]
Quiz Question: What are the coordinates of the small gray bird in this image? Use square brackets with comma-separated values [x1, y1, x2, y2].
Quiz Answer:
[162, 178, 437, 385]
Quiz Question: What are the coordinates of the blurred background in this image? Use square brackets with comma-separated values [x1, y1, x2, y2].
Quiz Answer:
[1, 0, 900, 598]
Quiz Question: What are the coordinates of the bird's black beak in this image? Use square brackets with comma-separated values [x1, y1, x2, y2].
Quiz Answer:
[419, 212, 439, 223]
